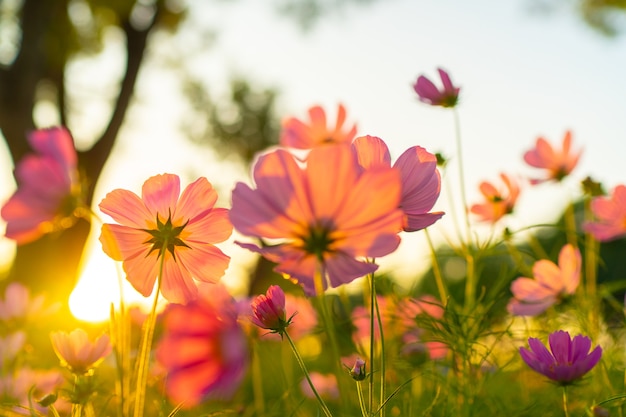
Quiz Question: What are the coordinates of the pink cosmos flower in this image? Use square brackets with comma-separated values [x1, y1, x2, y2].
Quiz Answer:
[300, 373, 339, 400]
[250, 285, 291, 335]
[0, 368, 64, 415]
[470, 173, 520, 223]
[524, 130, 582, 184]
[156, 283, 248, 407]
[413, 68, 460, 108]
[230, 144, 404, 295]
[0, 282, 54, 322]
[279, 104, 357, 149]
[348, 356, 366, 381]
[50, 329, 112, 375]
[351, 135, 444, 232]
[1, 127, 83, 244]
[246, 293, 318, 341]
[583, 185, 626, 242]
[508, 244, 581, 316]
[520, 330, 602, 385]
[99, 173, 232, 304]
[0, 331, 26, 363]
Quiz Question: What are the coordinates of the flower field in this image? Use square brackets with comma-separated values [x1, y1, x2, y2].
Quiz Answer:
[2, 68, 626, 417]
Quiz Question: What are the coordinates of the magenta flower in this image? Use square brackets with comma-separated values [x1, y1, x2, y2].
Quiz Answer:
[520, 330, 602, 385]
[351, 135, 444, 232]
[250, 285, 292, 336]
[470, 173, 520, 223]
[583, 185, 626, 241]
[280, 103, 357, 149]
[1, 127, 83, 244]
[99, 173, 232, 304]
[507, 244, 581, 316]
[50, 329, 112, 375]
[524, 130, 582, 184]
[156, 283, 248, 407]
[413, 68, 460, 108]
[230, 144, 404, 295]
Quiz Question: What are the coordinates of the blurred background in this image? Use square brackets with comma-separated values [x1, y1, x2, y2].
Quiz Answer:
[0, 0, 625, 321]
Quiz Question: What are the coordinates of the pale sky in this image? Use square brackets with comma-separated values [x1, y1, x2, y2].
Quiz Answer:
[1, 0, 625, 320]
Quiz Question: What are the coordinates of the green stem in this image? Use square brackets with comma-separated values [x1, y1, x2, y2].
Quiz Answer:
[373, 282, 386, 417]
[562, 386, 570, 417]
[251, 345, 266, 414]
[425, 229, 448, 305]
[356, 381, 369, 417]
[369, 272, 376, 415]
[132, 252, 164, 417]
[564, 201, 578, 248]
[452, 108, 471, 244]
[284, 330, 333, 417]
[313, 263, 348, 408]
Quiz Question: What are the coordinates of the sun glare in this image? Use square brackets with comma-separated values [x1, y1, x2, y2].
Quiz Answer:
[70, 245, 154, 323]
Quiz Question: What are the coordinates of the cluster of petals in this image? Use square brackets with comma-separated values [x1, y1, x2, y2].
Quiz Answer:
[1, 127, 81, 244]
[99, 173, 232, 304]
[279, 103, 357, 149]
[230, 144, 404, 295]
[523, 130, 582, 184]
[413, 68, 460, 108]
[583, 185, 626, 242]
[250, 285, 289, 334]
[156, 283, 248, 407]
[470, 173, 520, 223]
[519, 330, 602, 384]
[508, 244, 581, 316]
[50, 328, 112, 375]
[351, 135, 444, 232]
[0, 331, 26, 364]
[0, 368, 63, 414]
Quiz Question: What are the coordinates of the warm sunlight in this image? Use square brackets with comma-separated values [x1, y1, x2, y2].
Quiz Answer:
[69, 244, 155, 323]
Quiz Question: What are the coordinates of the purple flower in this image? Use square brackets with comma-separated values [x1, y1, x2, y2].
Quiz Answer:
[519, 330, 602, 385]
[413, 68, 460, 108]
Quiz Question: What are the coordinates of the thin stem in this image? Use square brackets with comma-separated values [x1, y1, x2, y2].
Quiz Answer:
[284, 330, 333, 417]
[562, 386, 570, 417]
[132, 252, 164, 417]
[373, 286, 386, 417]
[251, 345, 266, 414]
[356, 382, 369, 417]
[425, 229, 448, 305]
[452, 108, 471, 243]
[368, 272, 376, 415]
[313, 263, 348, 408]
[564, 201, 577, 248]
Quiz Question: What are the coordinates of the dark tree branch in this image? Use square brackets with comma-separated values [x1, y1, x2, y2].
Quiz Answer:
[80, 7, 162, 203]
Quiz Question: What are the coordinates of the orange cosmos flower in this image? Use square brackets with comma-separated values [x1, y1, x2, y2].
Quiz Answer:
[583, 185, 626, 242]
[50, 329, 112, 375]
[470, 173, 520, 223]
[523, 130, 582, 184]
[279, 103, 357, 148]
[507, 244, 581, 316]
[230, 144, 404, 295]
[99, 173, 232, 304]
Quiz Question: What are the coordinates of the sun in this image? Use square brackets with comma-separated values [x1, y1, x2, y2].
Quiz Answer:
[69, 242, 155, 323]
